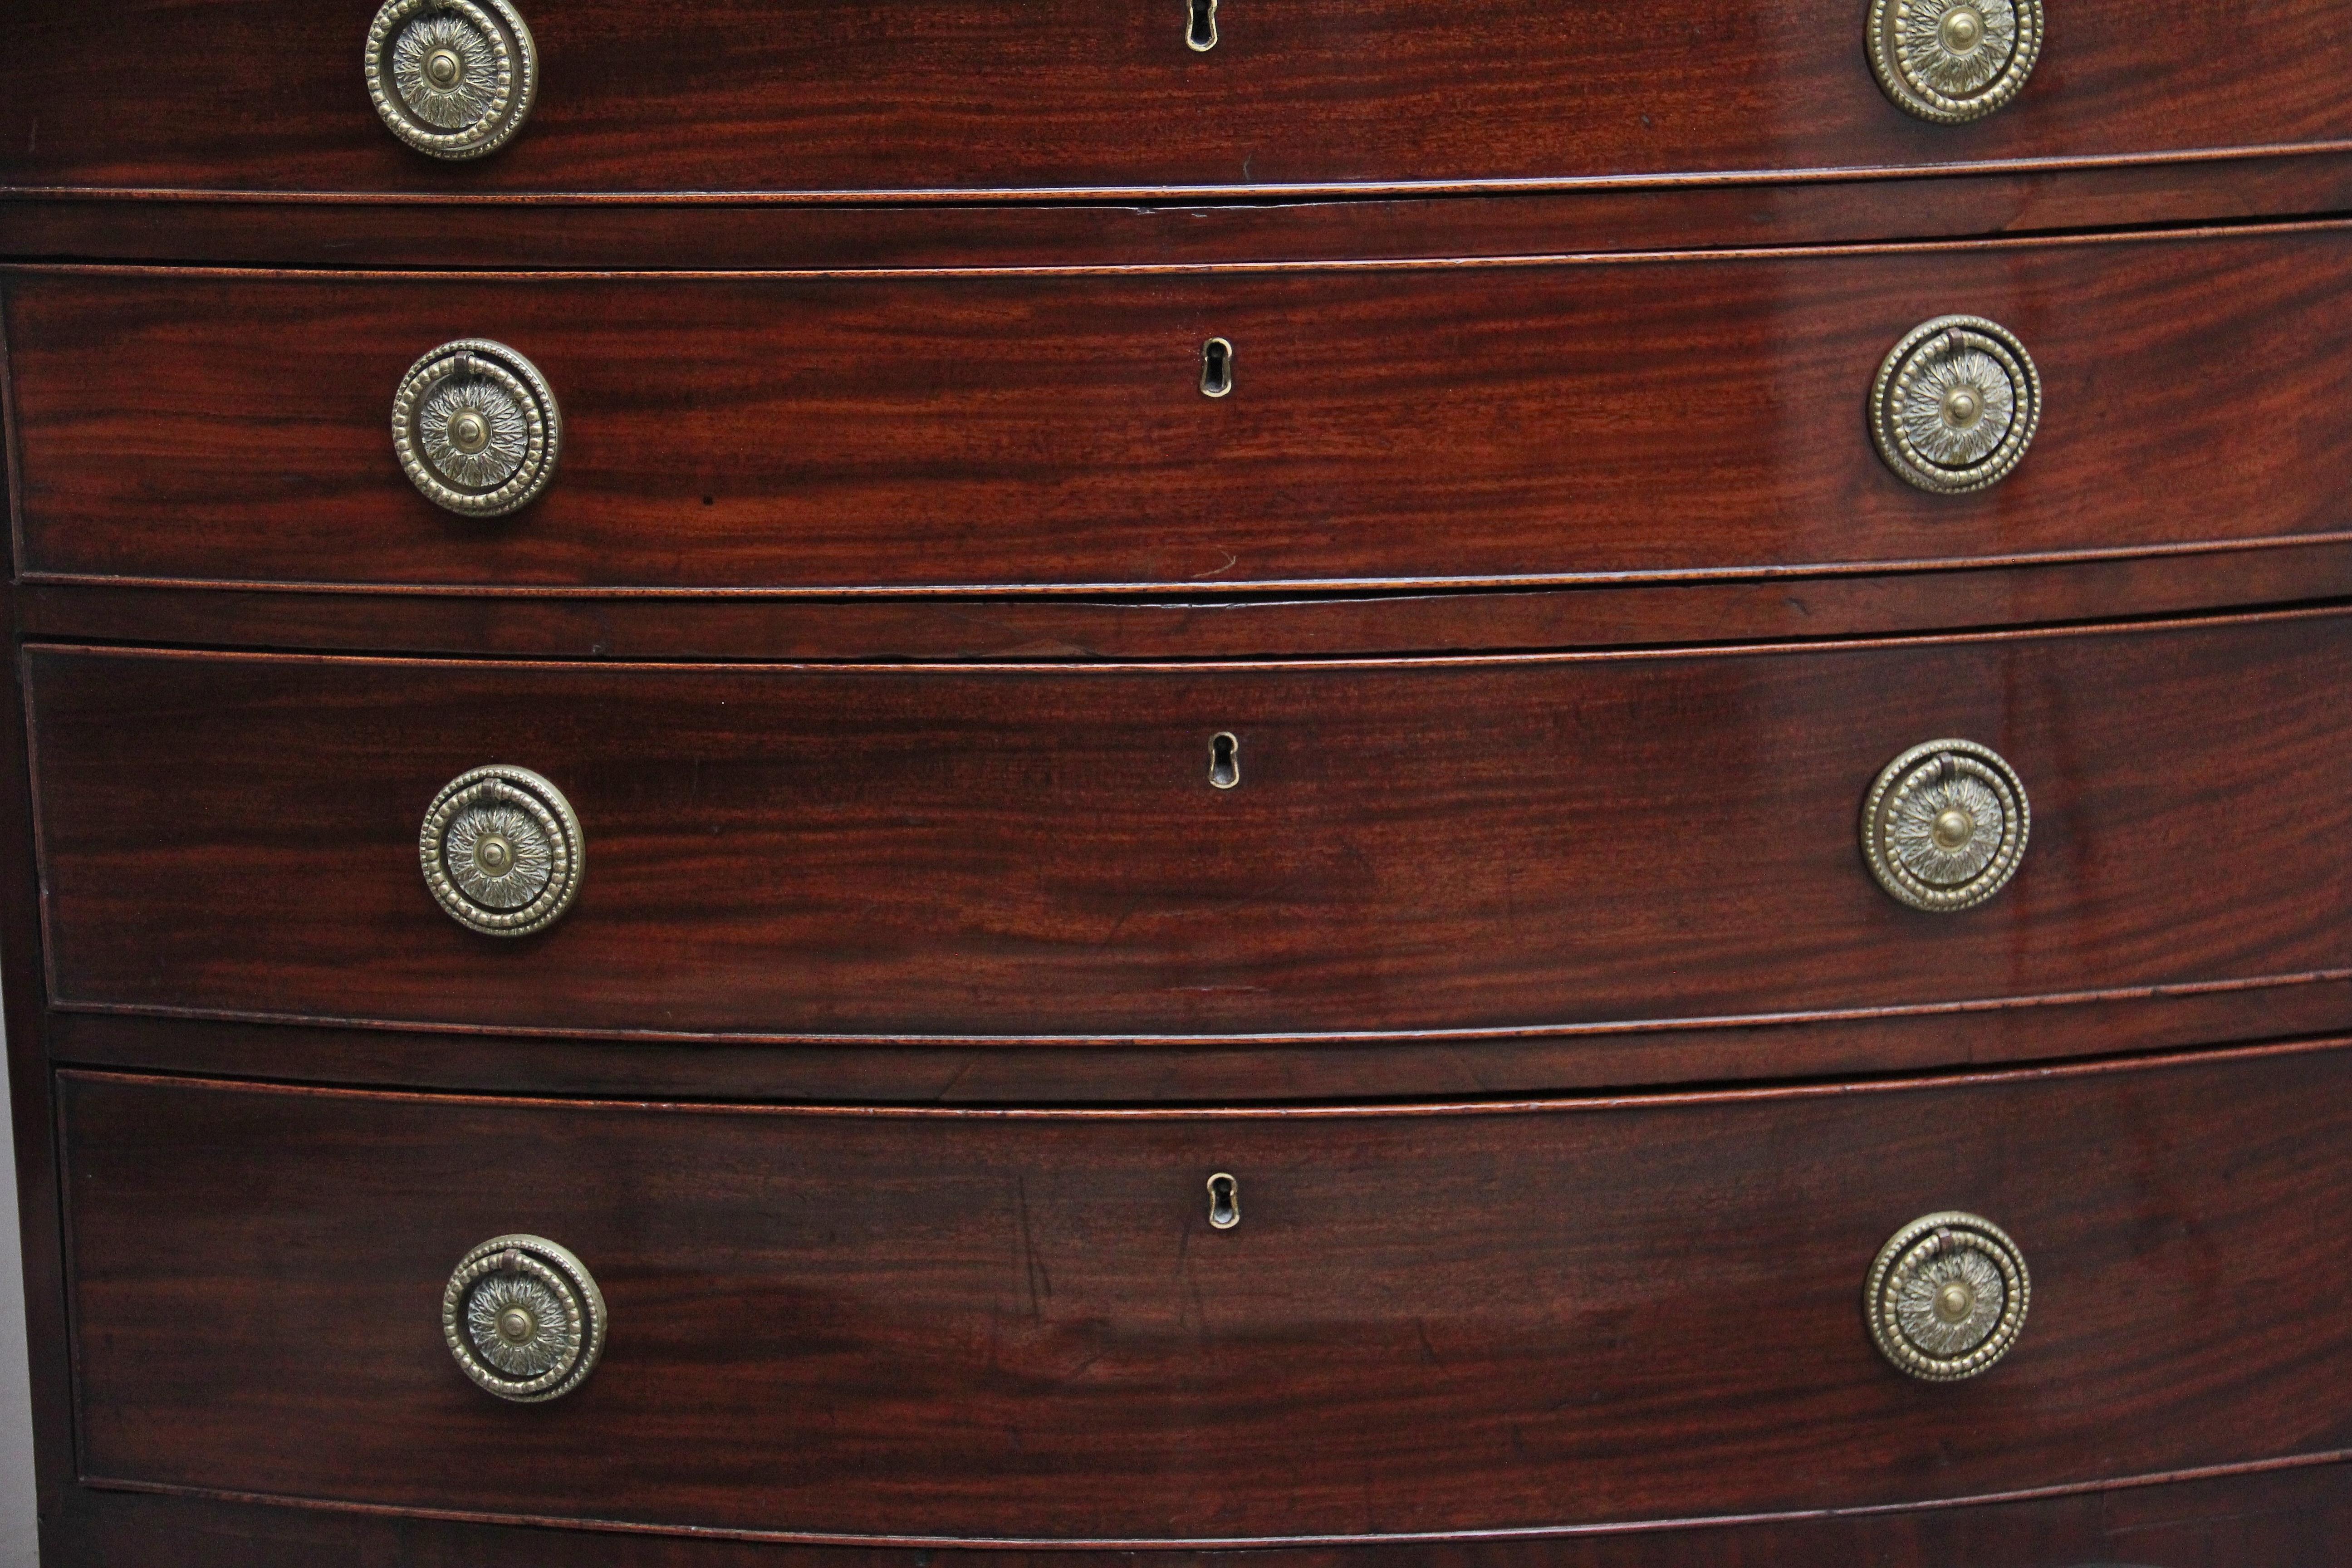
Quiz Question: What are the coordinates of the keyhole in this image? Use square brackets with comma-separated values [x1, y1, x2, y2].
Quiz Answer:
[1207, 1172, 1240, 1229]
[1209, 732, 1240, 789]
[1187, 0, 1219, 51]
[1200, 337, 1233, 398]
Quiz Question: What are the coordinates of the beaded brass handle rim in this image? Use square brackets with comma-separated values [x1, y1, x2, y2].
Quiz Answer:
[442, 1234, 606, 1403]
[1871, 315, 2041, 495]
[1866, 1211, 2030, 1382]
[1868, 0, 2043, 124]
[420, 764, 584, 937]
[365, 0, 539, 159]
[391, 339, 562, 518]
[1862, 739, 2029, 912]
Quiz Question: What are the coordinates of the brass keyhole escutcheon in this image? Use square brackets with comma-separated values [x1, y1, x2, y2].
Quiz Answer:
[1207, 1172, 1240, 1229]
[1209, 732, 1241, 790]
[1200, 337, 1234, 397]
[1187, 0, 1219, 51]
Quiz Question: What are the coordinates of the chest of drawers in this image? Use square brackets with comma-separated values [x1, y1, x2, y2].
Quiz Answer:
[11, 4, 2352, 1565]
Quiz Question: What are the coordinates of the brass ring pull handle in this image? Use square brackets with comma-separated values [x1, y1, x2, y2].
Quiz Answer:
[443, 1235, 606, 1402]
[1868, 0, 2041, 123]
[1866, 1211, 2030, 1381]
[1862, 740, 2029, 912]
[392, 339, 562, 518]
[1871, 315, 2040, 495]
[421, 764, 584, 936]
[366, 0, 539, 159]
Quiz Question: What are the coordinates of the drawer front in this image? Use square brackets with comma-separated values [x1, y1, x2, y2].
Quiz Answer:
[3, 1, 2347, 195]
[61, 1045, 2352, 1539]
[29, 610, 2352, 1042]
[14, 227, 2352, 594]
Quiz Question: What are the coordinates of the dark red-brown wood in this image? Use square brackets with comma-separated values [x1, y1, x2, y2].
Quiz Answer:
[44, 1457, 2352, 1567]
[50, 974, 2352, 1108]
[10, 4, 2352, 1562]
[60, 1043, 2352, 1542]
[4, 0, 2350, 196]
[14, 225, 2352, 595]
[28, 609, 2352, 1046]
[23, 539, 2352, 663]
[15, 147, 2352, 270]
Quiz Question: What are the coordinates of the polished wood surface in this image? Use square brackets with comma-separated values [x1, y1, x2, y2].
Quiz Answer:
[62, 1041, 2352, 1541]
[48, 1459, 2352, 1567]
[15, 225, 2352, 595]
[23, 540, 2352, 663]
[16, 148, 2352, 270]
[45, 978, 2352, 1108]
[12, 4, 2352, 1560]
[30, 611, 2352, 1046]
[4, 0, 2349, 197]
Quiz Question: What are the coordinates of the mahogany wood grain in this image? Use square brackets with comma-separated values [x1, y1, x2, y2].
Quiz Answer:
[29, 609, 2352, 1046]
[4, 0, 2350, 197]
[45, 975, 2352, 1107]
[14, 148, 2352, 270]
[11, 4, 2352, 1560]
[60, 1042, 2352, 1541]
[24, 540, 2352, 663]
[14, 225, 2352, 595]
[46, 1457, 2352, 1566]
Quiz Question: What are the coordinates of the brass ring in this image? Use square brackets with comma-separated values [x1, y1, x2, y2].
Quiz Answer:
[442, 1234, 606, 1402]
[365, 0, 539, 159]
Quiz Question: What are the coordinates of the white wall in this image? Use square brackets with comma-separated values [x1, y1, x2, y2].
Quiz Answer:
[0, 1043, 39, 1567]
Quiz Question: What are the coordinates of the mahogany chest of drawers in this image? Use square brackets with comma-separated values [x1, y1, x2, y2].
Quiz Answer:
[11, 3, 2352, 1564]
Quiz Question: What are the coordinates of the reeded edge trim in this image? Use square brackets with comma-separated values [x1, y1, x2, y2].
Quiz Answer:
[1865, 1210, 2031, 1381]
[390, 338, 561, 519]
[1870, 314, 2042, 495]
[1868, 0, 2044, 126]
[418, 763, 583, 936]
[363, 0, 538, 161]
[1862, 738, 2030, 912]
[441, 1233, 606, 1402]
